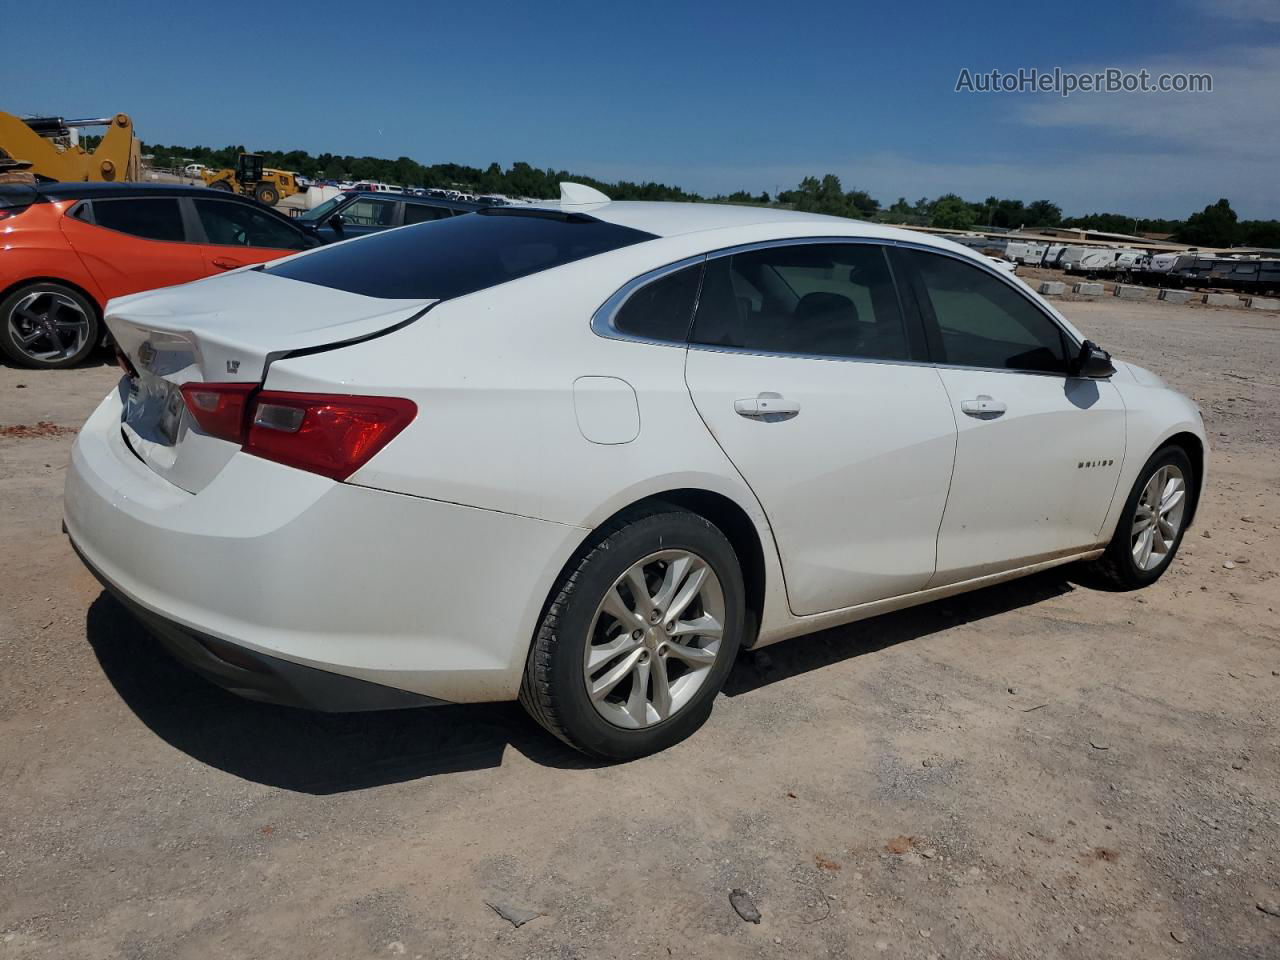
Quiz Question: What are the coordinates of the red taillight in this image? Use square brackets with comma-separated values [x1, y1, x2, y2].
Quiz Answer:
[0, 207, 29, 223]
[179, 383, 416, 481]
[179, 382, 256, 443]
[245, 392, 417, 480]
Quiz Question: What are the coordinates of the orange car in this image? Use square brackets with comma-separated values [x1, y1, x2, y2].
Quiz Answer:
[0, 182, 321, 368]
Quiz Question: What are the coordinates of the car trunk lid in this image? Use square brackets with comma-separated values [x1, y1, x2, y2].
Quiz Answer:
[107, 268, 432, 493]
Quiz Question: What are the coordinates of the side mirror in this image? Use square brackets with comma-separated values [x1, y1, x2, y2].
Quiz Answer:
[327, 213, 345, 236]
[1073, 339, 1115, 379]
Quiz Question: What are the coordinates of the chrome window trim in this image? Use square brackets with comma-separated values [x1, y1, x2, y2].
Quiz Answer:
[589, 235, 1083, 374]
[589, 253, 707, 347]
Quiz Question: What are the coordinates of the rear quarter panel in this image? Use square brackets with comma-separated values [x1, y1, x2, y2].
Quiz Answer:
[263, 233, 794, 644]
[0, 202, 104, 306]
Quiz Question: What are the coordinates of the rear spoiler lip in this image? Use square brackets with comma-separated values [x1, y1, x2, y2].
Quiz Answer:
[260, 300, 438, 382]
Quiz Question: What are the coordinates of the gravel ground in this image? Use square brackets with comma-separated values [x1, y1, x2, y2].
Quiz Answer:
[1, 295, 1277, 959]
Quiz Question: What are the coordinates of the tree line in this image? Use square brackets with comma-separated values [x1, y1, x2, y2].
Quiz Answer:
[142, 142, 1280, 249]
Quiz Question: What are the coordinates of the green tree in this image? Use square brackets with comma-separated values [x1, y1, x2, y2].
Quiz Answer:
[1177, 198, 1239, 247]
[1240, 220, 1280, 249]
[930, 193, 976, 230]
[1025, 200, 1062, 228]
[777, 174, 879, 220]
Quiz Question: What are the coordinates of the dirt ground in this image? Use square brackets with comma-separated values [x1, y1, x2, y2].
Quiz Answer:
[1, 295, 1277, 960]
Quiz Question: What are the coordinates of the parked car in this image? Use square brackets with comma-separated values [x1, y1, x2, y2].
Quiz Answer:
[349, 181, 403, 194]
[65, 191, 1206, 759]
[296, 189, 480, 241]
[0, 182, 321, 368]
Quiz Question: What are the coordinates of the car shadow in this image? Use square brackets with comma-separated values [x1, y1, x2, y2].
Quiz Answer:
[87, 569, 1079, 793]
[85, 593, 598, 794]
[723, 569, 1077, 696]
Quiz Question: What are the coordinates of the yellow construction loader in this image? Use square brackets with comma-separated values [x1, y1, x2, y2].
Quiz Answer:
[0, 111, 141, 183]
[200, 153, 303, 206]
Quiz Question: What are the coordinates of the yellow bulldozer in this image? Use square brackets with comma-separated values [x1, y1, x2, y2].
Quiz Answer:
[0, 111, 141, 184]
[200, 153, 303, 206]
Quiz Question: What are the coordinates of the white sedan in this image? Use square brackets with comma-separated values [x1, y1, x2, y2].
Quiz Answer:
[65, 185, 1206, 758]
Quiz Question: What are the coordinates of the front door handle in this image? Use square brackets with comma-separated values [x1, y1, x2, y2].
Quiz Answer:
[734, 394, 801, 420]
[960, 395, 1007, 418]
[211, 257, 245, 270]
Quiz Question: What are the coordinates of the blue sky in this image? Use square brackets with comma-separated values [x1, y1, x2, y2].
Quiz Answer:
[7, 0, 1279, 217]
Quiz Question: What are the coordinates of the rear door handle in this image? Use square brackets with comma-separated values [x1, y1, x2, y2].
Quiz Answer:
[960, 395, 1007, 418]
[734, 395, 801, 420]
[211, 257, 245, 270]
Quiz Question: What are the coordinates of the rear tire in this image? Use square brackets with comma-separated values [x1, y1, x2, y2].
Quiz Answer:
[1086, 445, 1194, 590]
[254, 184, 280, 206]
[520, 505, 745, 759]
[0, 282, 100, 369]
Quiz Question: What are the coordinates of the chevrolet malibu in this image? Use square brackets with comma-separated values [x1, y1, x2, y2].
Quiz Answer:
[65, 185, 1206, 759]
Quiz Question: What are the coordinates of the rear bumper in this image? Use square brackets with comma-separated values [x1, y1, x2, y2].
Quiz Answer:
[74, 539, 443, 711]
[65, 387, 586, 706]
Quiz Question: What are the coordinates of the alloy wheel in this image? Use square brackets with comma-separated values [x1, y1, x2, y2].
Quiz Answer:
[583, 549, 726, 729]
[1131, 464, 1187, 571]
[6, 291, 91, 364]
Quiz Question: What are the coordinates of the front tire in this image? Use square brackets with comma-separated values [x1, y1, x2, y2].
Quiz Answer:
[1087, 445, 1194, 589]
[520, 506, 745, 759]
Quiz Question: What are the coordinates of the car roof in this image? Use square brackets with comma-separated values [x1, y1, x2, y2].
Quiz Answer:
[513, 199, 970, 254]
[32, 181, 258, 202]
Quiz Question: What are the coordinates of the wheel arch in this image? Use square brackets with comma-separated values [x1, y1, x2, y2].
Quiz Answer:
[547, 487, 773, 650]
[1161, 430, 1205, 527]
[0, 275, 105, 319]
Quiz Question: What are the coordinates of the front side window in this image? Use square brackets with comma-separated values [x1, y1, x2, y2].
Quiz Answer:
[298, 193, 348, 222]
[612, 263, 703, 342]
[338, 198, 395, 227]
[193, 199, 309, 250]
[267, 209, 656, 300]
[690, 242, 911, 361]
[91, 198, 185, 242]
[900, 249, 1069, 374]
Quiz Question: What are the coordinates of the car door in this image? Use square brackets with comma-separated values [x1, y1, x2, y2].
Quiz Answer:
[682, 241, 958, 616]
[892, 247, 1127, 585]
[59, 196, 206, 301]
[189, 197, 315, 273]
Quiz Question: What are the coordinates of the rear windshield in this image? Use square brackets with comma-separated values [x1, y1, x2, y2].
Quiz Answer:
[266, 210, 656, 299]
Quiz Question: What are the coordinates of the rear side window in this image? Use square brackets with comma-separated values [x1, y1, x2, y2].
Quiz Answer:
[690, 243, 911, 361]
[91, 198, 185, 242]
[900, 249, 1069, 374]
[267, 210, 656, 300]
[194, 199, 310, 250]
[402, 203, 453, 226]
[613, 263, 703, 342]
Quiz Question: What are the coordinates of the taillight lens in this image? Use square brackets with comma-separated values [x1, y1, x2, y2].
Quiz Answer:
[244, 392, 417, 480]
[0, 206, 29, 223]
[179, 383, 416, 481]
